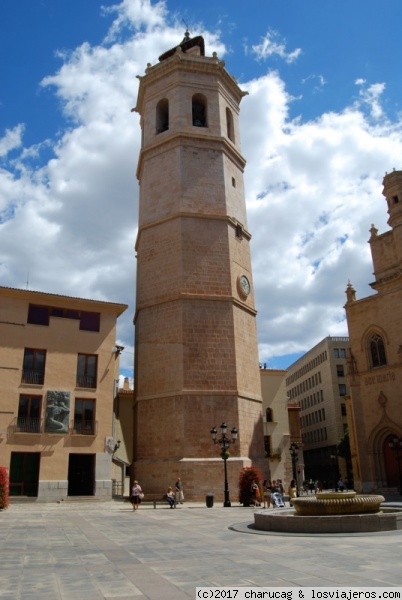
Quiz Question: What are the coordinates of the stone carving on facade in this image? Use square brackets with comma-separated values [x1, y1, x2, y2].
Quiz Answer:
[105, 436, 115, 454]
[45, 391, 70, 434]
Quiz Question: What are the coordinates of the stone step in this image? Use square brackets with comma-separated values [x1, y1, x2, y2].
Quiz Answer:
[60, 496, 104, 502]
[10, 497, 37, 503]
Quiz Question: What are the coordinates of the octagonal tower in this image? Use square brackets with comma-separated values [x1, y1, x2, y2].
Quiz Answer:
[133, 34, 265, 500]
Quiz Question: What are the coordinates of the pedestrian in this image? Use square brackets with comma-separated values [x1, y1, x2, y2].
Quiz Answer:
[287, 479, 297, 506]
[308, 479, 315, 494]
[166, 487, 176, 508]
[130, 480, 143, 511]
[175, 477, 184, 504]
[262, 479, 272, 508]
[337, 478, 345, 492]
[251, 480, 261, 506]
[271, 480, 280, 493]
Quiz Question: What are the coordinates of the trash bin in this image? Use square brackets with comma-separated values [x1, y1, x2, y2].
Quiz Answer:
[206, 493, 214, 508]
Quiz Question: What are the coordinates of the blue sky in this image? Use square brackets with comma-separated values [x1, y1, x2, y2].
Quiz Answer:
[2, 0, 402, 380]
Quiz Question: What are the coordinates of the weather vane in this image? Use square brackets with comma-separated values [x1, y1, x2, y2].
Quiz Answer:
[182, 18, 191, 40]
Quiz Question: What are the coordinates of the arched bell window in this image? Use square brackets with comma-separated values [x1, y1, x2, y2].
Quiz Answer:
[226, 107, 235, 142]
[192, 93, 207, 127]
[369, 333, 387, 368]
[156, 98, 169, 134]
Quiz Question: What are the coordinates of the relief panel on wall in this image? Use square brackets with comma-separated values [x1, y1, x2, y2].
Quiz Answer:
[45, 391, 70, 433]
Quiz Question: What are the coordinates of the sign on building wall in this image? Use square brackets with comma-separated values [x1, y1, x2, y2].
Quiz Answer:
[45, 391, 70, 433]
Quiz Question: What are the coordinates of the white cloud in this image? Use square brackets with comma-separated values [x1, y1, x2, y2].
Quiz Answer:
[1, 0, 402, 374]
[0, 125, 24, 157]
[250, 30, 301, 64]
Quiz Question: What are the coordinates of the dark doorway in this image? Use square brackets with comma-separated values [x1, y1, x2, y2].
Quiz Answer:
[68, 454, 95, 496]
[384, 436, 399, 487]
[9, 452, 40, 496]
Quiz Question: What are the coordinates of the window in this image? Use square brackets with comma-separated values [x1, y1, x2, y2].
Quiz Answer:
[22, 349, 46, 384]
[74, 399, 96, 435]
[369, 334, 387, 367]
[192, 93, 207, 127]
[340, 348, 346, 358]
[266, 407, 273, 422]
[17, 395, 41, 433]
[235, 223, 243, 239]
[341, 403, 347, 417]
[336, 364, 344, 377]
[28, 304, 100, 332]
[156, 98, 169, 133]
[80, 311, 100, 332]
[333, 348, 340, 358]
[339, 383, 347, 396]
[28, 304, 49, 325]
[76, 354, 97, 388]
[226, 107, 235, 141]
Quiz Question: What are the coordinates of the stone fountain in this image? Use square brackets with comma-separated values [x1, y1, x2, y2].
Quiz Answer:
[254, 491, 402, 534]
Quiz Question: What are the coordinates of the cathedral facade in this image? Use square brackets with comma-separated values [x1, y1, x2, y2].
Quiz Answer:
[345, 170, 402, 492]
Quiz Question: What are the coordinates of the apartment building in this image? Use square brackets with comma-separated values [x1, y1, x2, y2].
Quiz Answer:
[0, 286, 127, 501]
[285, 337, 350, 485]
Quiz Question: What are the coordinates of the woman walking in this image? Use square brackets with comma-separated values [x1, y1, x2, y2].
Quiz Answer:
[130, 480, 143, 511]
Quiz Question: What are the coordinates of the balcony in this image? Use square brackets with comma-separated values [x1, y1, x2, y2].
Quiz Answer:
[21, 370, 44, 385]
[76, 375, 96, 389]
[71, 419, 97, 435]
[11, 417, 42, 434]
[269, 448, 282, 460]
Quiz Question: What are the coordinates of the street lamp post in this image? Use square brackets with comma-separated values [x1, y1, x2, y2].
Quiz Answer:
[210, 423, 238, 507]
[289, 442, 300, 497]
[388, 435, 402, 496]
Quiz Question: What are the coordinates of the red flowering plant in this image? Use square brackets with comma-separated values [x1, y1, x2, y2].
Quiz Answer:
[238, 465, 263, 506]
[0, 466, 10, 510]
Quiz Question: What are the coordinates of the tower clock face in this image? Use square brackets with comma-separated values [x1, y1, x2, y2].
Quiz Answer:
[238, 274, 251, 298]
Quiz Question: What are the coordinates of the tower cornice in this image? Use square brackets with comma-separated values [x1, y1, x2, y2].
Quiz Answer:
[136, 131, 246, 180]
[133, 50, 248, 116]
[133, 293, 257, 325]
[134, 212, 252, 252]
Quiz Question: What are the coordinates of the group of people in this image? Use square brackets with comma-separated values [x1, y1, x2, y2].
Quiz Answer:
[301, 478, 348, 494]
[250, 478, 297, 508]
[130, 478, 185, 511]
[166, 478, 185, 508]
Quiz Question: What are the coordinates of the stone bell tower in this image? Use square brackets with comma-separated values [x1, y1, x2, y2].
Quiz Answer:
[133, 33, 265, 500]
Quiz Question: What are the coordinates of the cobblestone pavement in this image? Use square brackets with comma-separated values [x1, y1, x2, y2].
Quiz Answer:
[0, 499, 401, 599]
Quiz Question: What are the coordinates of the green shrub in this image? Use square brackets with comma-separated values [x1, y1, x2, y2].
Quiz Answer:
[238, 465, 263, 506]
[0, 466, 10, 510]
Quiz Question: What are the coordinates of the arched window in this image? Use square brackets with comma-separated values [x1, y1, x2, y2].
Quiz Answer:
[192, 93, 207, 127]
[369, 333, 387, 368]
[156, 98, 169, 134]
[226, 107, 235, 142]
[266, 407, 273, 422]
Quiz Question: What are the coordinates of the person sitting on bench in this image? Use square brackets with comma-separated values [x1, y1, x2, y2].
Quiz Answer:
[166, 487, 176, 508]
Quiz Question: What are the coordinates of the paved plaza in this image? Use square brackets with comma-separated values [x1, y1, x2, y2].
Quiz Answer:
[1, 498, 402, 600]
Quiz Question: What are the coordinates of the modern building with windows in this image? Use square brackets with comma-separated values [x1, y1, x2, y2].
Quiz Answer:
[345, 169, 402, 493]
[285, 337, 350, 485]
[0, 286, 127, 501]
